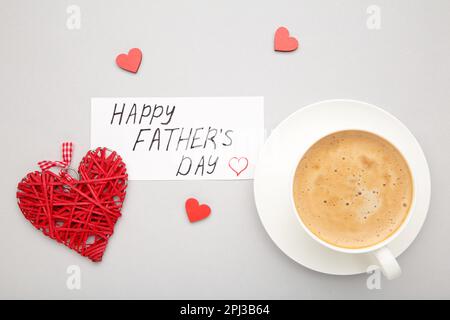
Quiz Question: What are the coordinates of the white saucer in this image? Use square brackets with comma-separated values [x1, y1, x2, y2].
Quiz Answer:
[253, 100, 431, 275]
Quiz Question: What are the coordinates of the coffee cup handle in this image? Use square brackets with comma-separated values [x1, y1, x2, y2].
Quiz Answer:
[373, 247, 402, 280]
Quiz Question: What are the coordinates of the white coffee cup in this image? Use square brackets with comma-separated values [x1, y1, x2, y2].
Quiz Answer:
[286, 101, 431, 280]
[290, 132, 415, 280]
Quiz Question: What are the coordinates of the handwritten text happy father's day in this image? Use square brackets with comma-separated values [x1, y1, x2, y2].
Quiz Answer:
[91, 97, 264, 180]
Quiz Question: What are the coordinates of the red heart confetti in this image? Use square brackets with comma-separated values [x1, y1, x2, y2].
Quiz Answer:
[16, 147, 128, 262]
[274, 27, 299, 52]
[185, 198, 211, 223]
[116, 48, 142, 73]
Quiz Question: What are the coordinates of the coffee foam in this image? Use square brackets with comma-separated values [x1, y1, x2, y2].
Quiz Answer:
[293, 130, 413, 249]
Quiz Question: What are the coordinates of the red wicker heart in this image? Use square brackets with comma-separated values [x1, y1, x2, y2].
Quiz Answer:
[16, 147, 128, 262]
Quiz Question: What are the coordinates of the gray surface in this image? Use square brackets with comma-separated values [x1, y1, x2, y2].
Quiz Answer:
[0, 0, 449, 299]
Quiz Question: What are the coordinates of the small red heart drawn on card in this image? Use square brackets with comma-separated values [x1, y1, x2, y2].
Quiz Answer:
[16, 143, 128, 262]
[228, 157, 249, 176]
[116, 48, 142, 73]
[274, 27, 298, 52]
[185, 198, 211, 223]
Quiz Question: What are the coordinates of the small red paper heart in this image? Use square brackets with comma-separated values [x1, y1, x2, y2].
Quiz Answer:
[16, 148, 128, 262]
[274, 27, 298, 52]
[116, 48, 142, 73]
[185, 198, 211, 223]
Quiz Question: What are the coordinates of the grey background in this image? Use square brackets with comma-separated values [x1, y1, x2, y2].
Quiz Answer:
[0, 0, 449, 299]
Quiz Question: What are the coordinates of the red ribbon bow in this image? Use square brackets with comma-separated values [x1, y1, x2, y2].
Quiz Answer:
[38, 142, 74, 179]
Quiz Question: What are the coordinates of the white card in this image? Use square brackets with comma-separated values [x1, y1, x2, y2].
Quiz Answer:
[91, 97, 264, 180]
